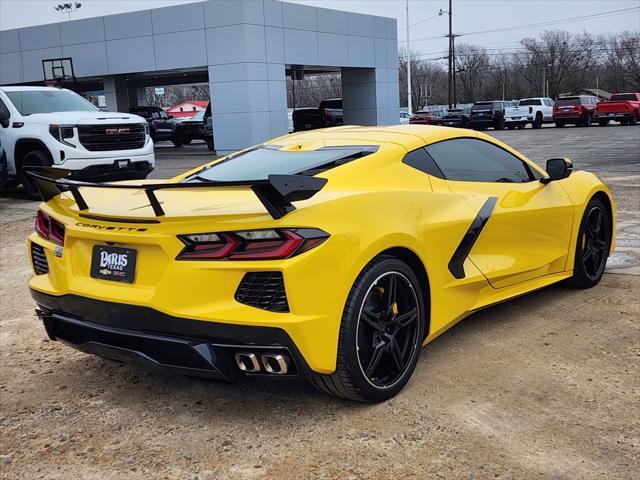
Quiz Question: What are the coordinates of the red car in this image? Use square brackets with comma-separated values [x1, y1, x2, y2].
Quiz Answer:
[595, 93, 640, 126]
[409, 110, 445, 125]
[553, 95, 598, 127]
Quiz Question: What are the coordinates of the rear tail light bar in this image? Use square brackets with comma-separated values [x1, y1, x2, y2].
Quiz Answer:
[35, 210, 65, 246]
[177, 228, 329, 260]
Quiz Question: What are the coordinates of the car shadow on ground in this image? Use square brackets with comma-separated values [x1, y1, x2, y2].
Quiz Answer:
[38, 280, 579, 420]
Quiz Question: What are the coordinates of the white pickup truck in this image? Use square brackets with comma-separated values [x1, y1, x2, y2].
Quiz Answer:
[0, 86, 154, 199]
[504, 97, 555, 129]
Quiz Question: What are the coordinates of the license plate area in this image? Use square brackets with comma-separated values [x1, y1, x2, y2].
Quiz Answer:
[114, 159, 131, 170]
[90, 245, 137, 283]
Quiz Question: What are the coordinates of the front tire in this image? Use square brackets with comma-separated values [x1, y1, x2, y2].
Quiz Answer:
[21, 149, 52, 200]
[310, 256, 426, 402]
[568, 198, 611, 289]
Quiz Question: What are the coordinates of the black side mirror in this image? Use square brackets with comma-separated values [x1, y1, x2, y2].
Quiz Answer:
[541, 158, 573, 184]
[0, 111, 9, 128]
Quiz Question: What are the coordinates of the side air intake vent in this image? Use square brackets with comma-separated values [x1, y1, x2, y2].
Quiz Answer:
[31, 243, 49, 275]
[235, 272, 289, 313]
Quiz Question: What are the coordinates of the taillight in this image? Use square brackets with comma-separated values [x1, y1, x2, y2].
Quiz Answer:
[528, 106, 533, 114]
[177, 228, 329, 260]
[35, 210, 65, 246]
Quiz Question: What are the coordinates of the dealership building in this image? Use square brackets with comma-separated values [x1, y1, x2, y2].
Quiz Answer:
[0, 0, 400, 153]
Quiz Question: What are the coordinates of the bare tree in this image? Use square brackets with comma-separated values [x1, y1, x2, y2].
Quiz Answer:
[455, 44, 490, 103]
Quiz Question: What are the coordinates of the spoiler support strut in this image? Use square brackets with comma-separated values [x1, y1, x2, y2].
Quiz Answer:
[23, 167, 328, 220]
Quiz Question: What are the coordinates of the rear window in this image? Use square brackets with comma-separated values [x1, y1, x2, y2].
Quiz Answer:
[518, 99, 542, 106]
[320, 100, 342, 109]
[556, 97, 581, 106]
[472, 102, 495, 110]
[610, 94, 637, 101]
[184, 146, 376, 182]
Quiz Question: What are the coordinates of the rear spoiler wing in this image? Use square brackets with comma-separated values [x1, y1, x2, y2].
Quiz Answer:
[23, 167, 327, 220]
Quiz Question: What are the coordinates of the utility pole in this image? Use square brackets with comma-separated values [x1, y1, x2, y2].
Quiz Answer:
[444, 1, 460, 108]
[447, 0, 452, 108]
[406, 0, 412, 115]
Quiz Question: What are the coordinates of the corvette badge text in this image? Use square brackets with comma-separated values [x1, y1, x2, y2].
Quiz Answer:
[76, 222, 147, 232]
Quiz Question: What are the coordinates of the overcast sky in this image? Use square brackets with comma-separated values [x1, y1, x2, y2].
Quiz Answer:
[1, 0, 638, 60]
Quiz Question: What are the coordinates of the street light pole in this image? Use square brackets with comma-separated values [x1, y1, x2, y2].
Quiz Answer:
[406, 0, 412, 115]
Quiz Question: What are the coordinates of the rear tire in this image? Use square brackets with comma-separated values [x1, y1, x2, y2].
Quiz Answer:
[20, 149, 52, 200]
[628, 112, 638, 125]
[310, 256, 426, 402]
[172, 128, 185, 147]
[598, 119, 609, 126]
[532, 113, 543, 129]
[568, 198, 611, 289]
[555, 121, 565, 128]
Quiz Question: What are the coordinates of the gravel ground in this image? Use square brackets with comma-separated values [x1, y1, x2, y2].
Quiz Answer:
[1, 125, 638, 479]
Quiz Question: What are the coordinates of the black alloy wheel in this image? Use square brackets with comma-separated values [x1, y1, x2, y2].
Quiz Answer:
[569, 198, 611, 288]
[581, 206, 609, 280]
[356, 272, 421, 390]
[310, 256, 426, 402]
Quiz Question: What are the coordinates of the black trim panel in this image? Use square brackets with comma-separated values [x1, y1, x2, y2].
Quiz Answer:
[448, 197, 497, 279]
[30, 290, 312, 377]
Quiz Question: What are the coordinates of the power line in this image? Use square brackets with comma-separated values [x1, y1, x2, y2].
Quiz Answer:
[399, 7, 640, 44]
[407, 44, 635, 61]
[398, 12, 442, 32]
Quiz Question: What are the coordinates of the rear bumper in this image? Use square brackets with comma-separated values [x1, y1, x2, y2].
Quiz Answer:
[594, 112, 633, 120]
[32, 290, 310, 381]
[469, 118, 495, 127]
[553, 114, 587, 121]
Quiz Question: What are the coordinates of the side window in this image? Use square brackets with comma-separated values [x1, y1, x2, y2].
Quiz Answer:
[0, 98, 10, 119]
[402, 147, 444, 178]
[425, 138, 539, 183]
[151, 111, 160, 119]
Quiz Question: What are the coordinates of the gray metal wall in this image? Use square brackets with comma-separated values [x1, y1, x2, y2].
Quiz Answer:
[0, 0, 399, 153]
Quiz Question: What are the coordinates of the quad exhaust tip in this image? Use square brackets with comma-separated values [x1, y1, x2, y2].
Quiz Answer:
[234, 351, 290, 375]
[261, 353, 289, 375]
[235, 352, 261, 372]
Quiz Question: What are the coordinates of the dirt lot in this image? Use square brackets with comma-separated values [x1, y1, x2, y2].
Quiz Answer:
[1, 126, 639, 479]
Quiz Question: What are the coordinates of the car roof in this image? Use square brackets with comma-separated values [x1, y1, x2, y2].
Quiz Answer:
[266, 125, 475, 152]
[0, 86, 72, 92]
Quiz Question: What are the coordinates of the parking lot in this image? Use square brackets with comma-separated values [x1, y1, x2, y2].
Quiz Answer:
[1, 125, 638, 479]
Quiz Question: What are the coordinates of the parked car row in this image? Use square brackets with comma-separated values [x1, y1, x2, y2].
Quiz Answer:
[407, 92, 639, 130]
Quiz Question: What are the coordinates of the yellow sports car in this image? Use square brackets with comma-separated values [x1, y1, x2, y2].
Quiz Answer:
[26, 125, 615, 402]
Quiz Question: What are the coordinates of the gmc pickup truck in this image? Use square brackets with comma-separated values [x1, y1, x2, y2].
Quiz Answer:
[594, 93, 640, 126]
[504, 97, 554, 129]
[0, 86, 154, 199]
